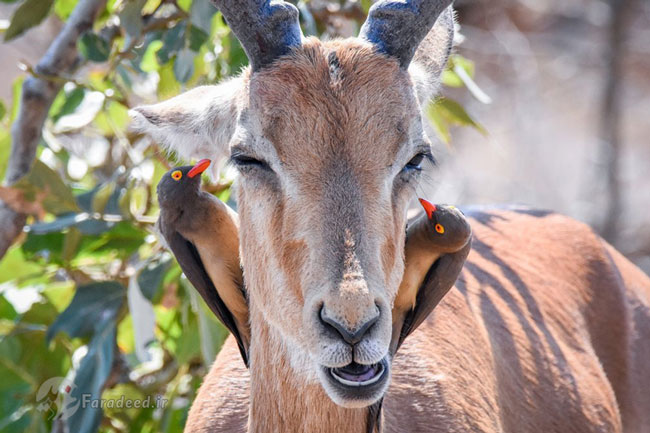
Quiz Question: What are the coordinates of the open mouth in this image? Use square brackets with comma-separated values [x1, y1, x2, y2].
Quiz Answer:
[329, 361, 385, 387]
[320, 357, 390, 406]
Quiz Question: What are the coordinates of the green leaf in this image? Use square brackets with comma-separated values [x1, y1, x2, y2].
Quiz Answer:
[0, 126, 9, 180]
[425, 103, 451, 145]
[76, 221, 147, 259]
[184, 279, 228, 365]
[50, 87, 85, 122]
[449, 54, 475, 78]
[173, 48, 195, 83]
[94, 101, 127, 136]
[176, 0, 191, 13]
[142, 0, 161, 14]
[0, 99, 6, 121]
[425, 98, 487, 145]
[62, 227, 82, 262]
[28, 213, 85, 234]
[188, 25, 207, 52]
[41, 281, 75, 312]
[4, 0, 54, 41]
[452, 63, 492, 104]
[138, 255, 172, 301]
[46, 281, 125, 342]
[436, 97, 487, 135]
[66, 316, 116, 433]
[157, 63, 180, 100]
[11, 159, 80, 215]
[78, 32, 111, 62]
[441, 69, 463, 88]
[22, 231, 65, 262]
[156, 23, 186, 64]
[54, 0, 78, 20]
[0, 294, 18, 320]
[0, 245, 42, 284]
[119, 0, 146, 48]
[91, 182, 115, 213]
[140, 40, 164, 72]
[190, 0, 217, 35]
[10, 77, 23, 123]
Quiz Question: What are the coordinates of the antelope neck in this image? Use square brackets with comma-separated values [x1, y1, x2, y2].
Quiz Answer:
[247, 309, 372, 433]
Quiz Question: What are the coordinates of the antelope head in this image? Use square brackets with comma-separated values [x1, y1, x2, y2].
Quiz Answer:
[132, 0, 454, 409]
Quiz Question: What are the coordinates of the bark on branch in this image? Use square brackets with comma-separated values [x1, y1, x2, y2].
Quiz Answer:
[0, 0, 106, 259]
[598, 0, 634, 243]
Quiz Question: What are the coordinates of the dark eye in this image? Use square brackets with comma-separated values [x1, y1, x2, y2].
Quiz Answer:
[230, 154, 272, 172]
[403, 153, 425, 172]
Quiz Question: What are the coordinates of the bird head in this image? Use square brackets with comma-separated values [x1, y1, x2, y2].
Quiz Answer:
[418, 198, 472, 252]
[157, 159, 211, 207]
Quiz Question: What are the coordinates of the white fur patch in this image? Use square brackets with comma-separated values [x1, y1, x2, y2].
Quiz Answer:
[129, 78, 243, 179]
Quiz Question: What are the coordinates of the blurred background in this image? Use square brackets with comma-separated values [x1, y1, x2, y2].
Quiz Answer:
[0, 0, 648, 432]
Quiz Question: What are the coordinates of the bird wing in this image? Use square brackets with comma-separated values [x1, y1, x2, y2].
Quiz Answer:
[165, 226, 249, 366]
[394, 240, 471, 352]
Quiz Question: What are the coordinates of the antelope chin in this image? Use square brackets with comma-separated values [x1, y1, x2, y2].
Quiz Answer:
[318, 357, 390, 408]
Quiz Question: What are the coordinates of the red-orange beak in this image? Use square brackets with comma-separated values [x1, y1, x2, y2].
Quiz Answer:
[187, 159, 211, 178]
[418, 198, 436, 219]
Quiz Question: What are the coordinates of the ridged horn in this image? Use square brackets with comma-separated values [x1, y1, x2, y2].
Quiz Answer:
[359, 0, 453, 68]
[211, 0, 303, 71]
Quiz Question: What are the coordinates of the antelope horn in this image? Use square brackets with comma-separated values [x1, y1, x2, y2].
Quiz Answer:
[359, 0, 454, 68]
[211, 0, 303, 71]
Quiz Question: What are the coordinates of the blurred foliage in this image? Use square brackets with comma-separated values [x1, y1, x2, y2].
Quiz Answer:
[0, 1, 487, 432]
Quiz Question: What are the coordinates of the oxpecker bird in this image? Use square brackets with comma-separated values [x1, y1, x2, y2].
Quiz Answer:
[157, 159, 249, 365]
[391, 199, 472, 352]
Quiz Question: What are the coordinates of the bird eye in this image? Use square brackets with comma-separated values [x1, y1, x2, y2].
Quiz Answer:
[171, 170, 183, 181]
[435, 224, 445, 234]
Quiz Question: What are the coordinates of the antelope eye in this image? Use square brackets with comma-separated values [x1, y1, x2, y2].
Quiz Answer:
[230, 153, 272, 172]
[403, 153, 425, 172]
[171, 170, 183, 181]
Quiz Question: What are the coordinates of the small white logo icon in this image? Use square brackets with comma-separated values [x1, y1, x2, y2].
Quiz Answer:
[35, 377, 80, 420]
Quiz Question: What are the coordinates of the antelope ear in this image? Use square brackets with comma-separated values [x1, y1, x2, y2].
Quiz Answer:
[129, 78, 244, 176]
[408, 6, 455, 106]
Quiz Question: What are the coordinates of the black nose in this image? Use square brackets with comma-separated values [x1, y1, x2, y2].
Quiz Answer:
[319, 307, 379, 346]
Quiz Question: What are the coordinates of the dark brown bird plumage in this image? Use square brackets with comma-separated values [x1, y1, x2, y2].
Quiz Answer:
[157, 159, 249, 366]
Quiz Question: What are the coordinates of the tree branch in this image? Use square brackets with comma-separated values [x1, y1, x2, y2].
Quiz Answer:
[598, 0, 634, 243]
[0, 0, 106, 259]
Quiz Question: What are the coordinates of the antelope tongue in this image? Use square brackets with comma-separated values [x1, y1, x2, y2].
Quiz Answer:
[333, 362, 380, 383]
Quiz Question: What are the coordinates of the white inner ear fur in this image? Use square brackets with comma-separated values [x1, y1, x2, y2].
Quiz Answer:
[408, 6, 455, 109]
[129, 77, 244, 178]
[408, 61, 442, 108]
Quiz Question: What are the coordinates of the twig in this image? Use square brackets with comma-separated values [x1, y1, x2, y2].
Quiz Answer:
[0, 0, 107, 259]
[308, 1, 366, 24]
[598, 0, 634, 243]
[109, 10, 187, 71]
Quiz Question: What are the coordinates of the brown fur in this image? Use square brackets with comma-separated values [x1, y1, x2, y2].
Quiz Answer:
[231, 40, 424, 397]
[133, 21, 649, 433]
[185, 209, 650, 432]
[183, 195, 250, 347]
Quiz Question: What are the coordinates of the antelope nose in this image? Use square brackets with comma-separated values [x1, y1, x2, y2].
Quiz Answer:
[319, 307, 379, 345]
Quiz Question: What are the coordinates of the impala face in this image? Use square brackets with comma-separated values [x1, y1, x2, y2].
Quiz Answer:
[233, 40, 429, 406]
[131, 0, 454, 408]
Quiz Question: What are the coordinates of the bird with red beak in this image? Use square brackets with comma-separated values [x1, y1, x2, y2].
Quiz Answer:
[156, 159, 249, 365]
[391, 199, 472, 352]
